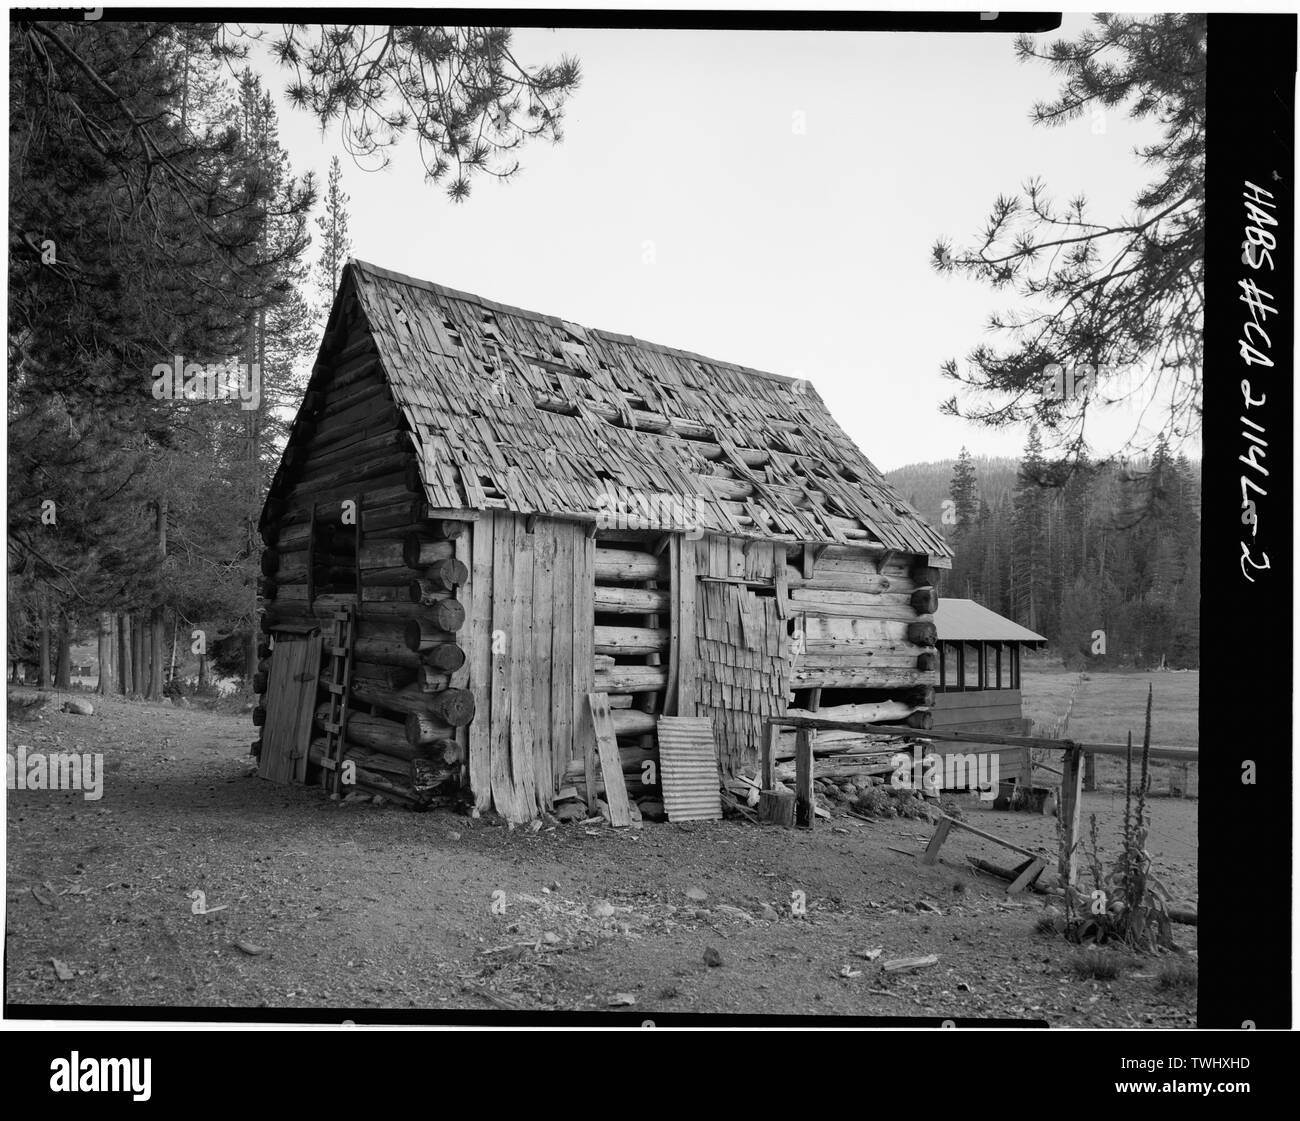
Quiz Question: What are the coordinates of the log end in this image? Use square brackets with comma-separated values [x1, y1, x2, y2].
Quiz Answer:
[435, 519, 468, 540]
[910, 586, 939, 615]
[432, 598, 466, 633]
[906, 621, 938, 647]
[423, 643, 466, 673]
[431, 688, 475, 727]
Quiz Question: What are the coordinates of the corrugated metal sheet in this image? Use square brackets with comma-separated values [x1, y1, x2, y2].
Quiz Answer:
[934, 599, 1047, 644]
[656, 717, 723, 822]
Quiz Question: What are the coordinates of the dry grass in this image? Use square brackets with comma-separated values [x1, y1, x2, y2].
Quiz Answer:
[1019, 658, 1080, 734]
[1066, 672, 1199, 748]
[1155, 958, 1198, 992]
[1068, 950, 1126, 981]
[1019, 666, 1199, 795]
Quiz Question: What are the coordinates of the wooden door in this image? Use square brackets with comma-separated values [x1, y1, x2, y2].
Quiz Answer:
[258, 633, 323, 784]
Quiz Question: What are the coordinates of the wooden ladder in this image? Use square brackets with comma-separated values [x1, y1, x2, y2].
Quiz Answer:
[319, 604, 356, 796]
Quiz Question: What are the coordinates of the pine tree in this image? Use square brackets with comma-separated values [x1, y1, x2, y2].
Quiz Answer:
[978, 499, 1004, 613]
[1059, 576, 1101, 669]
[1010, 426, 1051, 635]
[231, 70, 316, 678]
[949, 448, 979, 528]
[315, 156, 353, 315]
[9, 25, 315, 693]
[933, 14, 1205, 463]
[945, 448, 980, 598]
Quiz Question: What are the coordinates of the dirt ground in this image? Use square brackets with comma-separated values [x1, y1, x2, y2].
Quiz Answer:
[5, 692, 1197, 1025]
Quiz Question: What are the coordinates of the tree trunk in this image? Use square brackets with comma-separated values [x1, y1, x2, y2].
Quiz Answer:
[168, 614, 179, 687]
[55, 611, 72, 688]
[132, 611, 147, 698]
[37, 593, 51, 689]
[117, 613, 132, 695]
[147, 498, 166, 698]
[245, 322, 261, 685]
[96, 611, 115, 696]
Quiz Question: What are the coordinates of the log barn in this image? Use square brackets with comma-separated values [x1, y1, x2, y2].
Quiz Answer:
[253, 260, 953, 822]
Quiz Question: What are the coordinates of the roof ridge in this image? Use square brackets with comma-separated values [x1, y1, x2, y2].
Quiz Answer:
[347, 258, 805, 390]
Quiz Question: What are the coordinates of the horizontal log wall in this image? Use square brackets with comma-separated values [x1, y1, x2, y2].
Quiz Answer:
[580, 535, 674, 811]
[784, 543, 939, 696]
[257, 299, 473, 805]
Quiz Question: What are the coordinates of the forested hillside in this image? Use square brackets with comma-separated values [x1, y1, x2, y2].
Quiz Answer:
[886, 435, 1201, 669]
[886, 456, 1019, 525]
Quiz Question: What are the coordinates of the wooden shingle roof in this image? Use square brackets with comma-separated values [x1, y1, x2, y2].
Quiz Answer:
[340, 259, 952, 556]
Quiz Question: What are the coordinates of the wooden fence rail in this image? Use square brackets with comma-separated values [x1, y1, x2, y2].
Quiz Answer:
[764, 715, 1197, 761]
[761, 716, 1196, 890]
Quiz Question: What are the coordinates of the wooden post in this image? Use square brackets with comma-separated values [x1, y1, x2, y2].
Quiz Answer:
[637, 572, 660, 759]
[1058, 742, 1084, 888]
[582, 706, 599, 815]
[665, 541, 681, 716]
[921, 817, 952, 865]
[587, 693, 632, 826]
[758, 788, 795, 827]
[794, 727, 814, 829]
[762, 720, 778, 790]
[676, 538, 696, 717]
[1007, 858, 1046, 896]
[1083, 750, 1096, 792]
[1169, 759, 1189, 798]
[913, 739, 939, 801]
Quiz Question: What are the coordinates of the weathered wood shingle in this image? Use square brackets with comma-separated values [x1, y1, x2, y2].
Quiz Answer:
[343, 259, 952, 556]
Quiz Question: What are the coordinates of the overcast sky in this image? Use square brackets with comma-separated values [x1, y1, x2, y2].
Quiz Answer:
[252, 15, 1179, 472]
